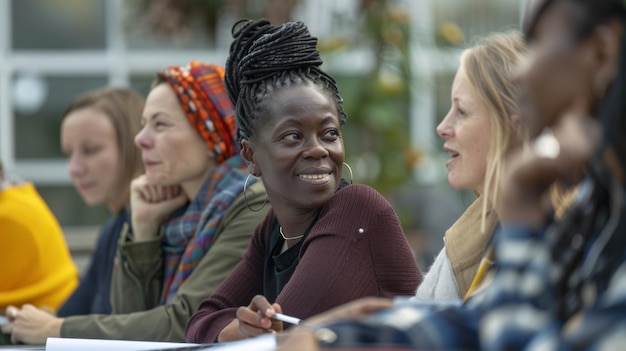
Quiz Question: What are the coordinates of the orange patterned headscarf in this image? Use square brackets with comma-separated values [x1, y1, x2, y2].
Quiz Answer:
[158, 61, 237, 164]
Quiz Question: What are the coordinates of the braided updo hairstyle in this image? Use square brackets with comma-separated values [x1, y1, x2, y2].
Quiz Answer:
[225, 19, 347, 144]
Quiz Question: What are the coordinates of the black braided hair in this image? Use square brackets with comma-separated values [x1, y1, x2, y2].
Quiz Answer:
[225, 18, 347, 143]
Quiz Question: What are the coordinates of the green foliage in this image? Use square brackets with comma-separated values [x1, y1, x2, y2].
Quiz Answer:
[323, 1, 415, 193]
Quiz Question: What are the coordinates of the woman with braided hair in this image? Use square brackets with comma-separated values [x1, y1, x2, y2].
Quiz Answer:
[185, 19, 421, 343]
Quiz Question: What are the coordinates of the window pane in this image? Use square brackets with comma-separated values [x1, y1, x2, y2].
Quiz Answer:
[434, 0, 520, 45]
[36, 184, 109, 227]
[11, 0, 106, 50]
[124, 20, 215, 51]
[434, 71, 455, 137]
[13, 74, 108, 159]
[129, 74, 154, 99]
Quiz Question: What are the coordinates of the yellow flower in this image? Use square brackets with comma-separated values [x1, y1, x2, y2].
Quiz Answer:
[317, 36, 350, 53]
[406, 146, 424, 168]
[378, 69, 404, 95]
[387, 5, 410, 24]
[382, 26, 405, 47]
[439, 21, 464, 45]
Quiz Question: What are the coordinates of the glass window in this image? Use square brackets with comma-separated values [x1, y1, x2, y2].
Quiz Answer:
[36, 184, 109, 227]
[433, 0, 520, 46]
[434, 70, 455, 141]
[129, 74, 155, 98]
[122, 0, 225, 51]
[13, 74, 108, 159]
[11, 0, 106, 50]
[124, 19, 216, 51]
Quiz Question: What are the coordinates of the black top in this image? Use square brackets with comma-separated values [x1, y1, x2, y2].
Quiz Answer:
[262, 179, 349, 302]
[262, 219, 313, 302]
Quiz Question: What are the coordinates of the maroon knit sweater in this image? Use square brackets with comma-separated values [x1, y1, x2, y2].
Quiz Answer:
[185, 184, 422, 343]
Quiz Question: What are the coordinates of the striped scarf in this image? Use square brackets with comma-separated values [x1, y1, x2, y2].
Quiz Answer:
[160, 155, 253, 303]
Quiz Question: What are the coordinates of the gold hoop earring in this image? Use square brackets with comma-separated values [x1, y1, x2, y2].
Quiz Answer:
[244, 174, 268, 212]
[343, 162, 353, 184]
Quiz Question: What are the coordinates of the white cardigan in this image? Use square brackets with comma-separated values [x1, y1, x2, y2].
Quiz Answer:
[413, 247, 460, 301]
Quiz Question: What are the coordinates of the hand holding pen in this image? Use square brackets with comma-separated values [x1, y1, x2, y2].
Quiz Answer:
[218, 294, 288, 342]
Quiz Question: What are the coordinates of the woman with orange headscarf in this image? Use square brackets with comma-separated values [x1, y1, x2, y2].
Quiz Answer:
[2, 62, 268, 344]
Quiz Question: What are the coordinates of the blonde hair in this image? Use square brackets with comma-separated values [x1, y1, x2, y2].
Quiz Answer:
[63, 88, 145, 213]
[461, 31, 528, 231]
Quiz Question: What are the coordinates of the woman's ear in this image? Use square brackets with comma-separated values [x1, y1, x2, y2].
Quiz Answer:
[240, 139, 260, 176]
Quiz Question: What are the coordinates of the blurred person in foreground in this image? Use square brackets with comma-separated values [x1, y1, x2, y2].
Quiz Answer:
[277, 0, 626, 349]
[2, 61, 268, 344]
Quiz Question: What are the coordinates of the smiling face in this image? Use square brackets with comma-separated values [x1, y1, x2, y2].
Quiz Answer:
[437, 65, 493, 194]
[135, 83, 214, 190]
[241, 84, 344, 213]
[61, 107, 121, 211]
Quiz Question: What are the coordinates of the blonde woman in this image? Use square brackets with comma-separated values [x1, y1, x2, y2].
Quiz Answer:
[417, 31, 527, 300]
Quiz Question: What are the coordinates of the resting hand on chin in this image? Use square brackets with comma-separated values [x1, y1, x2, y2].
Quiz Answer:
[130, 175, 188, 242]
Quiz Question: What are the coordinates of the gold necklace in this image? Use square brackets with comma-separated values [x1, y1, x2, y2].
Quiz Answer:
[279, 227, 304, 240]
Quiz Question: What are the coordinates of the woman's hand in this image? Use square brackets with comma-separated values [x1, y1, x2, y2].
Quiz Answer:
[499, 112, 599, 228]
[277, 328, 320, 351]
[302, 297, 393, 327]
[275, 298, 392, 351]
[218, 295, 284, 342]
[1, 305, 63, 345]
[130, 175, 188, 242]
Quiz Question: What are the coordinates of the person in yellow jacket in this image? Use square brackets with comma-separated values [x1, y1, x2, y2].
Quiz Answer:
[0, 161, 78, 312]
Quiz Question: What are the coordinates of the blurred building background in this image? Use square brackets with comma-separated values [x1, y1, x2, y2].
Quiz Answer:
[0, 0, 523, 271]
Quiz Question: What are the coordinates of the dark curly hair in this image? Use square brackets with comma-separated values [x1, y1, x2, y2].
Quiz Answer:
[225, 19, 347, 143]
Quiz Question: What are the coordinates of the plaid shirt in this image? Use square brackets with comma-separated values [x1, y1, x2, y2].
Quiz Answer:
[322, 181, 626, 350]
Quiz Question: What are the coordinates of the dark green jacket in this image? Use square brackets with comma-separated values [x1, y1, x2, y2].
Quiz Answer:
[60, 181, 268, 341]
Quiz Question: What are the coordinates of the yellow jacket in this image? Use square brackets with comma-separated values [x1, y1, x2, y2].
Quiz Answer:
[0, 182, 78, 311]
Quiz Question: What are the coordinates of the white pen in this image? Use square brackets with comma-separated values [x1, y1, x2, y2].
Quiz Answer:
[272, 312, 301, 325]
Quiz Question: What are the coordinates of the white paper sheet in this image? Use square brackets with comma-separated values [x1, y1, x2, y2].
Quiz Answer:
[43, 334, 277, 351]
[45, 338, 198, 351]
[205, 334, 276, 350]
